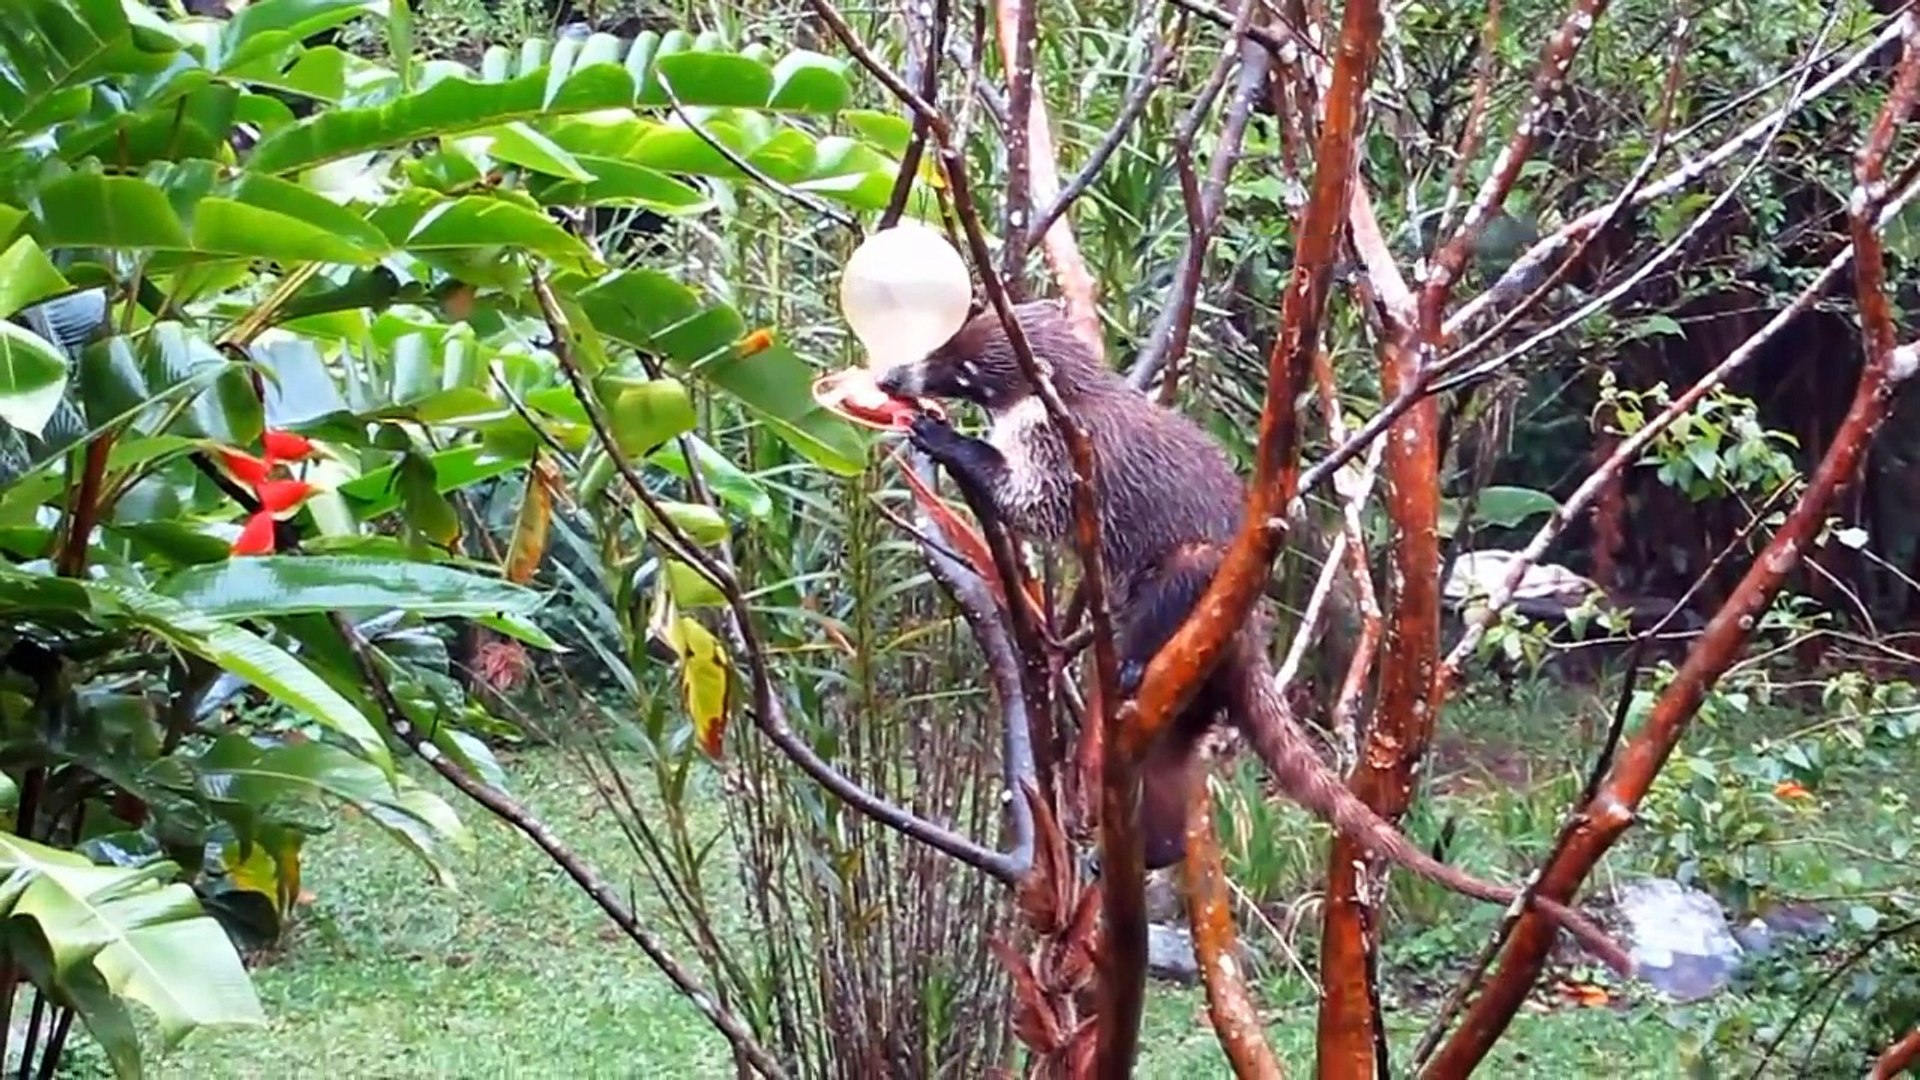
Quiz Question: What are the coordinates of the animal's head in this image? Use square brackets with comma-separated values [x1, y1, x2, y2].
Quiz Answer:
[874, 299, 1103, 411]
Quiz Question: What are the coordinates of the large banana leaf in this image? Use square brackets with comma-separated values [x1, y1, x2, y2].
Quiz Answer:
[0, 832, 263, 1077]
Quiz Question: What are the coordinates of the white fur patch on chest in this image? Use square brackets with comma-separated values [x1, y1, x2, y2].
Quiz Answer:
[988, 398, 1068, 540]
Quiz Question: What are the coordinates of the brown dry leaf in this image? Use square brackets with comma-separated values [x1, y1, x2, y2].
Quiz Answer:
[991, 938, 1065, 1052]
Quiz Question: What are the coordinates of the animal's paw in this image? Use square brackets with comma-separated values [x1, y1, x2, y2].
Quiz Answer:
[905, 412, 964, 459]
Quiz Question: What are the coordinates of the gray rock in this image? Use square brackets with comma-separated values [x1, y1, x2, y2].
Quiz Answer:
[1147, 924, 1199, 984]
[1616, 877, 1744, 1002]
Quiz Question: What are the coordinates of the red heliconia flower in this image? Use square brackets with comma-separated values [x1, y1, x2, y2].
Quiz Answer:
[217, 448, 273, 488]
[231, 510, 276, 556]
[261, 429, 315, 462]
[255, 478, 315, 514]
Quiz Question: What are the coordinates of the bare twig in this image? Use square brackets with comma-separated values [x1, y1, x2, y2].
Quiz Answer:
[909, 455, 1038, 869]
[1129, 34, 1271, 391]
[880, 0, 949, 229]
[996, 0, 1104, 351]
[657, 71, 861, 235]
[1420, 0, 1612, 304]
[1026, 27, 1181, 244]
[1117, 0, 1380, 802]
[1445, 15, 1912, 337]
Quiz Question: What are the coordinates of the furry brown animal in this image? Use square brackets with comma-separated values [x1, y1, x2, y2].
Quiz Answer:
[880, 298, 1630, 971]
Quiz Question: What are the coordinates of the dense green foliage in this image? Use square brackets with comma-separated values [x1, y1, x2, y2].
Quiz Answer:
[4, 0, 1920, 1075]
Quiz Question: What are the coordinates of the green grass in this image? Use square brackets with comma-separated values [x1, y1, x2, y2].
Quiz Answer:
[43, 671, 1897, 1077]
[100, 721, 1818, 1078]
[144, 752, 738, 1079]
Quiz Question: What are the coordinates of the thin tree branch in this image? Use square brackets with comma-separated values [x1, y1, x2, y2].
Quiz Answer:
[657, 71, 862, 236]
[1419, 0, 1612, 306]
[1444, 15, 1911, 337]
[1118, 0, 1383, 768]
[880, 0, 949, 229]
[935, 150, 1132, 1075]
[1025, 26, 1180, 246]
[996, 0, 1105, 351]
[1129, 34, 1270, 391]
[909, 454, 1038, 869]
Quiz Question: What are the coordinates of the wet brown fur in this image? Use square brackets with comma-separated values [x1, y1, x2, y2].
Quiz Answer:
[881, 299, 1631, 973]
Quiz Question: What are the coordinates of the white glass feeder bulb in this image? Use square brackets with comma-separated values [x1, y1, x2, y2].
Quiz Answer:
[837, 221, 971, 373]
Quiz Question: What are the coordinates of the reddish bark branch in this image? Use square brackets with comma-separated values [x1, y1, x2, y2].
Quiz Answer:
[1183, 775, 1284, 1079]
[1423, 22, 1920, 1072]
[1873, 1027, 1920, 1079]
[1118, 0, 1384, 766]
[1318, 327, 1442, 1073]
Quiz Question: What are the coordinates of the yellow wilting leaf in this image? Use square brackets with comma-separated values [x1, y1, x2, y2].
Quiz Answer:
[226, 840, 304, 916]
[504, 460, 553, 585]
[675, 615, 731, 759]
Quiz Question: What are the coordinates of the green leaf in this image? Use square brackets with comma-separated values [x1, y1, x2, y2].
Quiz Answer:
[0, 831, 262, 1053]
[155, 556, 545, 620]
[0, 237, 72, 319]
[190, 735, 472, 882]
[841, 110, 912, 157]
[395, 451, 462, 547]
[245, 36, 852, 175]
[336, 442, 530, 518]
[767, 51, 852, 112]
[0, 322, 70, 436]
[0, 0, 181, 137]
[0, 568, 394, 772]
[526, 157, 711, 214]
[372, 194, 595, 264]
[216, 0, 388, 72]
[1470, 486, 1560, 529]
[79, 325, 264, 447]
[33, 173, 192, 252]
[570, 270, 865, 474]
[475, 121, 593, 180]
[606, 377, 696, 456]
[650, 52, 774, 107]
[648, 501, 729, 545]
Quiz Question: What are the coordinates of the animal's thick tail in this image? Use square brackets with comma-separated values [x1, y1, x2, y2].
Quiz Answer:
[1235, 674, 1633, 975]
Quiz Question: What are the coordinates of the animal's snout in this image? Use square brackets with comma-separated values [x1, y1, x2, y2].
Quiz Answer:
[874, 364, 918, 397]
